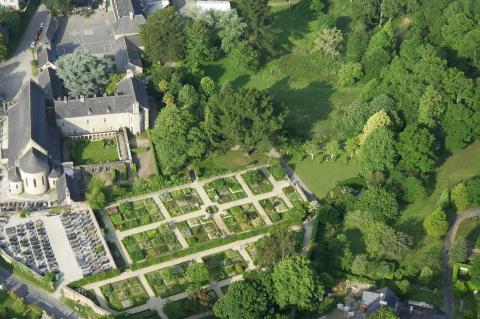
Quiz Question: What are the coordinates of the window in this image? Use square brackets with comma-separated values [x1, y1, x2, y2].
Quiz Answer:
[104, 118, 106, 123]
[33, 178, 37, 187]
[25, 179, 28, 187]
[87, 120, 89, 124]
[53, 180, 56, 186]
[42, 176, 45, 185]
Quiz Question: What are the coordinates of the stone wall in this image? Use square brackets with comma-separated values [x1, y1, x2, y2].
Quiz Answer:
[61, 286, 111, 317]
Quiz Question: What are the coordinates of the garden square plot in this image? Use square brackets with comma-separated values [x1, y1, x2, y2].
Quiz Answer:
[203, 176, 247, 204]
[122, 224, 181, 262]
[245, 243, 258, 264]
[145, 261, 193, 298]
[241, 170, 274, 195]
[282, 186, 304, 207]
[221, 204, 265, 233]
[163, 291, 217, 319]
[107, 199, 164, 231]
[159, 188, 203, 217]
[268, 163, 288, 181]
[176, 216, 222, 246]
[259, 197, 289, 223]
[202, 249, 245, 281]
[100, 277, 148, 311]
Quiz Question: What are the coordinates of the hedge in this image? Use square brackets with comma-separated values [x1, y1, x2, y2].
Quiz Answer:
[0, 255, 55, 292]
[68, 268, 121, 289]
[146, 129, 160, 176]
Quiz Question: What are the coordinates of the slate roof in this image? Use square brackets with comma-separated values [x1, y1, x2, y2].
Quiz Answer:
[41, 13, 58, 46]
[117, 76, 148, 107]
[8, 167, 22, 182]
[114, 36, 143, 73]
[114, 0, 144, 18]
[56, 172, 81, 204]
[38, 68, 65, 106]
[19, 148, 49, 174]
[361, 288, 400, 317]
[113, 15, 145, 36]
[37, 46, 56, 69]
[49, 165, 62, 178]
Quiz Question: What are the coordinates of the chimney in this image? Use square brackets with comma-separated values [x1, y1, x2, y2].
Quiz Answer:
[129, 11, 134, 20]
[80, 95, 85, 102]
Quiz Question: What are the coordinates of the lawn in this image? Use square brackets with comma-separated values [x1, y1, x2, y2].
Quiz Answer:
[163, 295, 215, 319]
[203, 177, 247, 204]
[202, 249, 246, 281]
[122, 224, 182, 261]
[68, 138, 119, 165]
[0, 291, 42, 319]
[100, 277, 149, 311]
[177, 216, 222, 246]
[455, 217, 480, 249]
[222, 204, 266, 233]
[259, 197, 289, 222]
[241, 169, 274, 195]
[145, 261, 192, 298]
[159, 188, 203, 217]
[107, 198, 164, 231]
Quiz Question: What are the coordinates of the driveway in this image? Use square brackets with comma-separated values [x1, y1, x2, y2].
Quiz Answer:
[0, 4, 49, 101]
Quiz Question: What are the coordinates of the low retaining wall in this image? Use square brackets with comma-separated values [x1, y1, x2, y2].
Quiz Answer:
[62, 286, 111, 317]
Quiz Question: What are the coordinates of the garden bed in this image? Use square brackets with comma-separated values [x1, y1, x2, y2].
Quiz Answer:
[221, 204, 265, 233]
[122, 224, 181, 262]
[241, 170, 274, 195]
[283, 186, 304, 207]
[68, 138, 119, 165]
[177, 217, 222, 246]
[107, 199, 164, 231]
[268, 162, 287, 181]
[203, 177, 247, 203]
[100, 277, 148, 311]
[159, 188, 203, 217]
[203, 249, 245, 281]
[245, 243, 258, 264]
[259, 197, 289, 223]
[145, 261, 193, 298]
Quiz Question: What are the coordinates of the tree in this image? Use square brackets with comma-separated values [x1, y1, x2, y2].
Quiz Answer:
[356, 187, 398, 223]
[358, 127, 397, 172]
[86, 177, 107, 210]
[140, 7, 185, 64]
[272, 256, 324, 310]
[185, 263, 210, 291]
[105, 73, 124, 95]
[418, 85, 444, 128]
[0, 32, 6, 60]
[351, 254, 369, 276]
[255, 227, 298, 268]
[451, 182, 469, 212]
[359, 109, 392, 145]
[370, 309, 399, 319]
[423, 208, 448, 236]
[217, 9, 247, 54]
[43, 0, 74, 16]
[314, 27, 343, 58]
[449, 237, 467, 265]
[309, 0, 324, 16]
[56, 50, 110, 96]
[324, 140, 341, 160]
[338, 62, 363, 86]
[466, 177, 480, 206]
[200, 76, 216, 97]
[229, 41, 260, 73]
[397, 124, 437, 173]
[303, 140, 318, 160]
[235, 0, 275, 56]
[363, 222, 411, 261]
[178, 84, 199, 110]
[469, 257, 480, 288]
[419, 266, 434, 285]
[184, 19, 216, 68]
[351, 0, 378, 27]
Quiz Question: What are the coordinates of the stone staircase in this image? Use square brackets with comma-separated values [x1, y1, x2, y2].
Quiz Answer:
[116, 128, 132, 162]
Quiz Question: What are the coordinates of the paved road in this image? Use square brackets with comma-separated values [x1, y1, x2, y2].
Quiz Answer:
[0, 267, 80, 319]
[442, 208, 480, 319]
[0, 4, 49, 101]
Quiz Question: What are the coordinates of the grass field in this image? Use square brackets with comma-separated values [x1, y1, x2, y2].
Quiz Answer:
[0, 291, 42, 319]
[68, 138, 119, 165]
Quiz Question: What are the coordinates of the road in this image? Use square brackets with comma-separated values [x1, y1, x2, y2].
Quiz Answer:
[0, 267, 80, 319]
[0, 4, 49, 101]
[442, 208, 480, 319]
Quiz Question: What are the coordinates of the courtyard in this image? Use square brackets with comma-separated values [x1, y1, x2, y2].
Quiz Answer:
[67, 138, 119, 165]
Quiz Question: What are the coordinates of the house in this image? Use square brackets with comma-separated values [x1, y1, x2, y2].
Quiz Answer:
[0, 0, 21, 10]
[112, 0, 146, 38]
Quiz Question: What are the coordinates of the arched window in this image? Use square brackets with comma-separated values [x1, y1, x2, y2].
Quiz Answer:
[33, 179, 37, 188]
[42, 176, 45, 185]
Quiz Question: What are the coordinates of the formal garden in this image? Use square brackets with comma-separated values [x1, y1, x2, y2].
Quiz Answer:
[159, 188, 203, 217]
[107, 199, 164, 231]
[282, 186, 303, 207]
[68, 138, 119, 165]
[221, 204, 266, 233]
[259, 197, 289, 223]
[122, 224, 182, 261]
[241, 170, 274, 195]
[202, 249, 246, 281]
[203, 177, 247, 203]
[100, 277, 149, 311]
[177, 217, 222, 246]
[245, 243, 258, 265]
[145, 261, 193, 298]
[268, 162, 288, 181]
[163, 293, 217, 319]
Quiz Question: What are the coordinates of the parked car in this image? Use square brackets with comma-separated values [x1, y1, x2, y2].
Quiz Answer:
[40, 22, 45, 29]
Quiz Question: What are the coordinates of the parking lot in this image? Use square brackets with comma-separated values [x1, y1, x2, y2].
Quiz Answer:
[56, 11, 114, 57]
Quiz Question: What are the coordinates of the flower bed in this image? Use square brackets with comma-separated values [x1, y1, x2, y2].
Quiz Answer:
[107, 198, 164, 231]
[100, 277, 148, 311]
[177, 217, 222, 246]
[203, 249, 245, 281]
[203, 177, 246, 203]
[259, 197, 289, 222]
[221, 204, 265, 233]
[159, 188, 203, 217]
[241, 170, 273, 195]
[145, 261, 193, 298]
[122, 224, 181, 262]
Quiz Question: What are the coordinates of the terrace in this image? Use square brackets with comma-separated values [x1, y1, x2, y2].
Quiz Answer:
[100, 277, 149, 311]
[259, 197, 289, 222]
[202, 249, 245, 281]
[177, 216, 222, 246]
[122, 224, 181, 262]
[221, 204, 265, 233]
[145, 261, 193, 298]
[159, 188, 203, 217]
[107, 198, 164, 231]
[203, 177, 247, 204]
[241, 170, 274, 195]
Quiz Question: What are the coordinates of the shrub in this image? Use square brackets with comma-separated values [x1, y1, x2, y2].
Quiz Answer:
[451, 182, 469, 212]
[466, 176, 480, 206]
[423, 208, 448, 236]
[337, 62, 363, 86]
[229, 41, 260, 73]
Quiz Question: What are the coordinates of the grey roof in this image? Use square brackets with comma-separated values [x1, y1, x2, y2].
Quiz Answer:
[8, 81, 48, 168]
[41, 13, 58, 46]
[125, 34, 143, 49]
[19, 148, 49, 174]
[361, 288, 400, 317]
[39, 68, 65, 106]
[37, 47, 56, 69]
[56, 172, 81, 204]
[49, 165, 62, 178]
[54, 76, 148, 118]
[114, 0, 144, 18]
[114, 36, 143, 73]
[8, 167, 21, 182]
[113, 15, 145, 36]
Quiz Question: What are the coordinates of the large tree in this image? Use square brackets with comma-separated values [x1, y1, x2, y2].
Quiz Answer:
[397, 124, 437, 173]
[255, 227, 299, 268]
[43, 0, 74, 16]
[314, 27, 343, 59]
[356, 187, 398, 222]
[56, 50, 110, 96]
[358, 127, 397, 173]
[217, 9, 247, 54]
[363, 222, 411, 261]
[235, 0, 275, 56]
[184, 19, 216, 68]
[140, 7, 185, 64]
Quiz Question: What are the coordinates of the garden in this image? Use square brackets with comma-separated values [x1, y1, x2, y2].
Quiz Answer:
[245, 243, 258, 265]
[159, 188, 203, 217]
[268, 161, 287, 181]
[176, 217, 222, 246]
[68, 138, 119, 165]
[163, 293, 216, 319]
[221, 204, 265, 233]
[100, 277, 149, 311]
[122, 224, 182, 262]
[241, 170, 274, 195]
[203, 177, 247, 203]
[202, 249, 246, 281]
[282, 186, 304, 207]
[107, 199, 164, 231]
[145, 261, 193, 298]
[259, 197, 289, 222]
